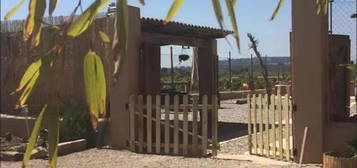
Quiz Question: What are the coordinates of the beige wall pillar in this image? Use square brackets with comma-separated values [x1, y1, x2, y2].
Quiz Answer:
[291, 0, 329, 163]
[109, 6, 141, 149]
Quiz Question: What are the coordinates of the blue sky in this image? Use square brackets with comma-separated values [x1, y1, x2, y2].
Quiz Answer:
[1, 0, 292, 67]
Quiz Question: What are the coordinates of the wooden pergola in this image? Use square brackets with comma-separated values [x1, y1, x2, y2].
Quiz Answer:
[138, 17, 232, 98]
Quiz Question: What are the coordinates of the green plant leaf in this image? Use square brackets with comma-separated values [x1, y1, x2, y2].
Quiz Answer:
[98, 31, 110, 43]
[67, 0, 109, 37]
[4, 0, 25, 20]
[270, 0, 285, 20]
[23, 0, 46, 47]
[212, 0, 224, 30]
[47, 105, 60, 168]
[225, 0, 240, 51]
[15, 59, 42, 92]
[84, 50, 106, 130]
[232, 0, 237, 6]
[49, 0, 58, 16]
[164, 0, 185, 23]
[22, 104, 48, 168]
[112, 0, 129, 77]
[15, 51, 55, 106]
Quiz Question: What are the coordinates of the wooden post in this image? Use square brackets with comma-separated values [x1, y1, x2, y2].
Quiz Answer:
[247, 94, 252, 154]
[138, 95, 144, 153]
[202, 95, 208, 155]
[278, 94, 283, 159]
[164, 95, 170, 154]
[129, 95, 136, 151]
[155, 95, 161, 154]
[284, 94, 291, 160]
[192, 96, 199, 155]
[212, 95, 218, 156]
[259, 94, 264, 155]
[183, 95, 189, 155]
[265, 94, 270, 157]
[253, 94, 258, 154]
[173, 95, 179, 155]
[271, 94, 276, 158]
[147, 95, 152, 153]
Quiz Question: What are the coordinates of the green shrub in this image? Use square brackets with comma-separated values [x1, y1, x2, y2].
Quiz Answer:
[59, 106, 94, 146]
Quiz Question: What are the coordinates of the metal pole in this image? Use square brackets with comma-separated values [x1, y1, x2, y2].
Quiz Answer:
[170, 46, 174, 90]
[229, 51, 232, 92]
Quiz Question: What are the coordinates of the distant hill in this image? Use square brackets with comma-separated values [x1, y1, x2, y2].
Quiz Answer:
[219, 57, 291, 73]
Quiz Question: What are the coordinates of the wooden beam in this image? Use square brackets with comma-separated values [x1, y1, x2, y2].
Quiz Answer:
[142, 33, 207, 47]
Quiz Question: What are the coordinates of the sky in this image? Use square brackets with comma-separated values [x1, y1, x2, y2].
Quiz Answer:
[1, 0, 292, 67]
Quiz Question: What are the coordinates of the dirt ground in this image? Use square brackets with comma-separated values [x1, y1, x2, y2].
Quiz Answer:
[1, 99, 324, 168]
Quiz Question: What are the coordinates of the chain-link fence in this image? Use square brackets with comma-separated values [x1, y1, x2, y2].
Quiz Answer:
[330, 0, 357, 61]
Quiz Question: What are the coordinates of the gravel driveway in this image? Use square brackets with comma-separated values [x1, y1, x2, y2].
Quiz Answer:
[1, 99, 323, 168]
[1, 149, 321, 168]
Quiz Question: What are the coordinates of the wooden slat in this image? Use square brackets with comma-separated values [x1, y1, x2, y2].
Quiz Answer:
[265, 94, 269, 157]
[129, 95, 135, 151]
[192, 96, 198, 155]
[252, 94, 258, 154]
[183, 95, 189, 155]
[147, 95, 152, 153]
[164, 95, 170, 154]
[278, 94, 283, 159]
[212, 95, 218, 156]
[173, 95, 179, 155]
[259, 94, 264, 155]
[202, 95, 208, 155]
[155, 95, 161, 154]
[247, 94, 252, 154]
[284, 94, 291, 160]
[138, 95, 144, 153]
[271, 94, 277, 158]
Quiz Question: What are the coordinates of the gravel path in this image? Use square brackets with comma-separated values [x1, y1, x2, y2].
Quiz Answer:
[1, 99, 325, 168]
[218, 99, 249, 155]
[1, 149, 321, 168]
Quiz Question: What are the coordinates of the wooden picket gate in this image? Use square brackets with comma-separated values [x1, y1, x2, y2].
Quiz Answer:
[247, 94, 293, 161]
[128, 94, 219, 157]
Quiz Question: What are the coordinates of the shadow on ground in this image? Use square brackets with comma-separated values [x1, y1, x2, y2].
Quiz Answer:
[218, 122, 247, 142]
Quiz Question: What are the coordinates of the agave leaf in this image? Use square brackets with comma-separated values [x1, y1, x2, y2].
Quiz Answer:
[112, 0, 129, 77]
[212, 0, 224, 30]
[22, 104, 48, 168]
[164, 0, 185, 23]
[23, 0, 46, 46]
[270, 0, 285, 20]
[49, 0, 58, 16]
[67, 0, 109, 37]
[47, 105, 60, 168]
[98, 31, 111, 43]
[4, 0, 25, 20]
[138, 0, 145, 5]
[84, 50, 106, 130]
[225, 0, 240, 51]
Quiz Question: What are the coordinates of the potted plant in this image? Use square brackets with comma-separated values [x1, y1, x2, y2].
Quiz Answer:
[323, 139, 357, 168]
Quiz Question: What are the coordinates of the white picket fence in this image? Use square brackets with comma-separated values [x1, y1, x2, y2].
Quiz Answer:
[128, 94, 219, 156]
[247, 94, 293, 161]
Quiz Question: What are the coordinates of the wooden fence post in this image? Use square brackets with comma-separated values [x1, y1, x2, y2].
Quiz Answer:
[155, 95, 161, 154]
